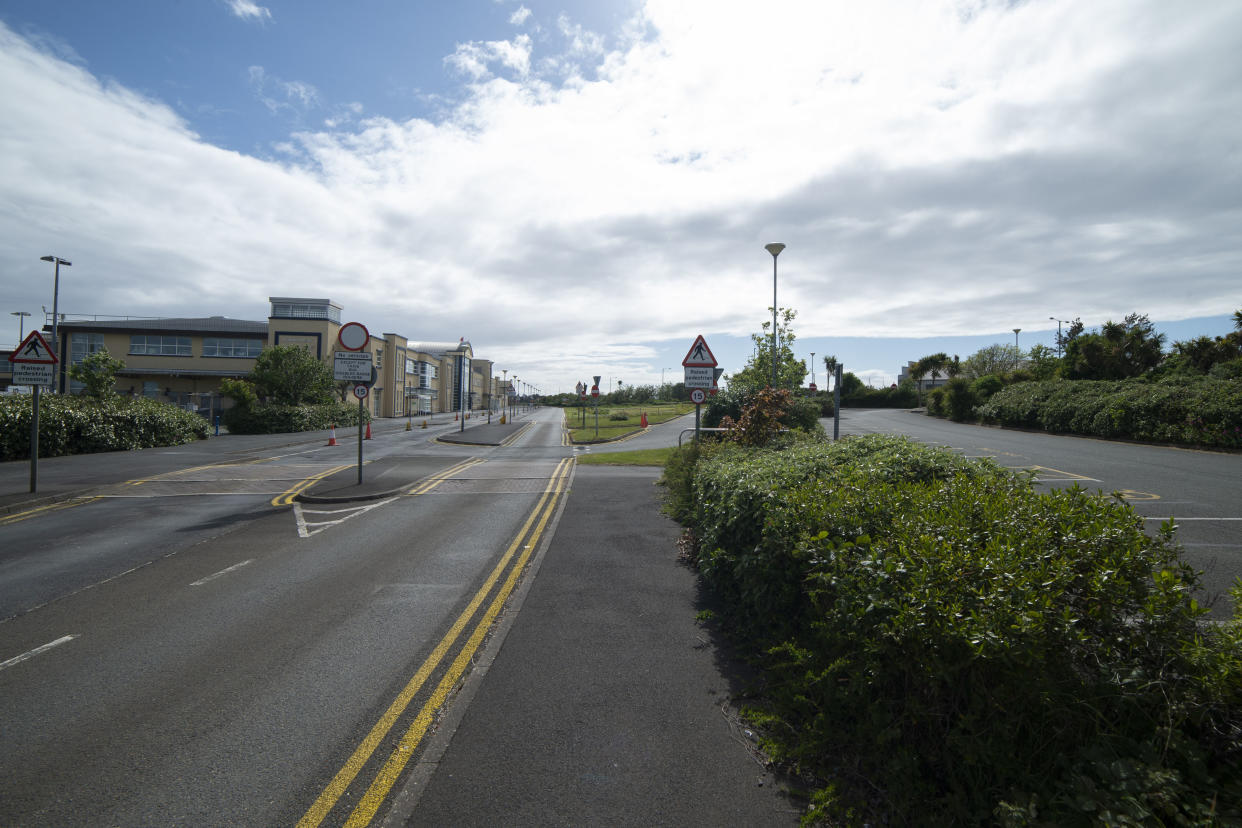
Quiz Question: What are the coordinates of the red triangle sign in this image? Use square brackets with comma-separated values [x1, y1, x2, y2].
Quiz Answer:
[682, 334, 717, 367]
[9, 330, 58, 364]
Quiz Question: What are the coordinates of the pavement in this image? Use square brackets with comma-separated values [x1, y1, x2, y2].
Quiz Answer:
[390, 465, 803, 826]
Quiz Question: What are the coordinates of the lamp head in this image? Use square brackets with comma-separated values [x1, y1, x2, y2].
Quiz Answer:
[764, 243, 785, 258]
[41, 255, 72, 266]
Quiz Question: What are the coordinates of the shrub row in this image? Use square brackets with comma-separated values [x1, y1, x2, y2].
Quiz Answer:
[0, 395, 208, 460]
[674, 435, 1242, 824]
[220, 401, 370, 435]
[974, 377, 1242, 448]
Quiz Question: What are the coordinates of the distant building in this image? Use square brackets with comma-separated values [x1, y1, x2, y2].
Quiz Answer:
[897, 361, 951, 389]
[1, 297, 495, 419]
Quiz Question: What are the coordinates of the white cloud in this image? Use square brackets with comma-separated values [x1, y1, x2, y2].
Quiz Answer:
[2, 1, 1241, 389]
[225, 0, 272, 23]
[509, 5, 532, 26]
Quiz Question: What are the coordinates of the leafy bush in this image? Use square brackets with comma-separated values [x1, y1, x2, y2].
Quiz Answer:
[221, 400, 369, 434]
[678, 435, 1242, 824]
[977, 378, 1242, 448]
[0, 394, 208, 460]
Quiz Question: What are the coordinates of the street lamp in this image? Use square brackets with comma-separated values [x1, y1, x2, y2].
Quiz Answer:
[11, 310, 32, 344]
[764, 243, 785, 387]
[1049, 317, 1069, 356]
[1013, 328, 1021, 349]
[810, 351, 816, 389]
[40, 256, 71, 391]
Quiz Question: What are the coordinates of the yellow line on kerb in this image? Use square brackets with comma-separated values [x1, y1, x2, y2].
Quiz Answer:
[0, 497, 102, 526]
[297, 457, 573, 828]
[271, 465, 353, 507]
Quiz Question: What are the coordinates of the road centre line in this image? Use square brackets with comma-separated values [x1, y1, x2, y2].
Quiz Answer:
[297, 457, 573, 828]
[190, 559, 254, 586]
[0, 634, 78, 672]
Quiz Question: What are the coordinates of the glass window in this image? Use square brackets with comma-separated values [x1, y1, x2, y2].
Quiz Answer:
[203, 337, 263, 358]
[129, 335, 191, 356]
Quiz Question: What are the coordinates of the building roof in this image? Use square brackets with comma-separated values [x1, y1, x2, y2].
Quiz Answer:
[407, 340, 471, 355]
[53, 317, 268, 335]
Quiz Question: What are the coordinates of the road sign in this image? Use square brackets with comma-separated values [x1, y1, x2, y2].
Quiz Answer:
[684, 366, 714, 388]
[682, 335, 717, 367]
[337, 321, 370, 351]
[334, 351, 373, 382]
[591, 384, 599, 398]
[9, 331, 57, 364]
[809, 383, 818, 393]
[690, 388, 706, 404]
[352, 384, 369, 399]
[12, 363, 53, 386]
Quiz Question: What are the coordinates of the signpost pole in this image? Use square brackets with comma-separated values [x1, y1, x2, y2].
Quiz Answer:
[358, 396, 365, 484]
[695, 401, 700, 442]
[29, 385, 39, 493]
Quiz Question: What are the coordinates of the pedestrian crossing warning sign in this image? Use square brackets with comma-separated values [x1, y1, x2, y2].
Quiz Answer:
[681, 334, 717, 367]
[9, 331, 58, 364]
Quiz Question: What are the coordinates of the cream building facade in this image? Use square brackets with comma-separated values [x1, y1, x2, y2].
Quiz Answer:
[2, 297, 494, 421]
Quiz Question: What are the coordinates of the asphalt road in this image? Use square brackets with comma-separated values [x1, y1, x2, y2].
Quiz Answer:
[1, 407, 787, 826]
[829, 408, 1242, 619]
[0, 409, 571, 825]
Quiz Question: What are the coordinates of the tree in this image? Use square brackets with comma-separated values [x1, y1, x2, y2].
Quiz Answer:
[67, 348, 124, 398]
[1062, 313, 1165, 380]
[726, 307, 808, 393]
[911, 352, 950, 402]
[961, 344, 1026, 379]
[246, 345, 336, 406]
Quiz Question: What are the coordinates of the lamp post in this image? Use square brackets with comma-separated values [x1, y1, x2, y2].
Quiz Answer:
[40, 256, 71, 391]
[11, 310, 31, 344]
[764, 243, 785, 388]
[1013, 328, 1021, 349]
[1049, 316, 1069, 356]
[810, 351, 816, 390]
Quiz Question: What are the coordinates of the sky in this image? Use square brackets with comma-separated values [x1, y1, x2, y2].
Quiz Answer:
[1, 0, 1239, 392]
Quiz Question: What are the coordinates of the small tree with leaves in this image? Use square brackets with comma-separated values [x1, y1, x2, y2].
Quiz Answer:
[67, 348, 124, 398]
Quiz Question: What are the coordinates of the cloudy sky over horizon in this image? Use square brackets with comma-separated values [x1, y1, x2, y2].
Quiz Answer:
[2, 0, 1239, 390]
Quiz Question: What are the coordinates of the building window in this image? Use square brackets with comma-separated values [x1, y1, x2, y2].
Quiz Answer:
[142, 381, 160, 398]
[68, 333, 107, 394]
[269, 300, 341, 323]
[202, 337, 263, 358]
[129, 335, 191, 356]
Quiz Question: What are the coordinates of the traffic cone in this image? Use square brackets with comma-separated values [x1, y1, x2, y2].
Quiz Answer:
[326, 424, 338, 446]
[365, 421, 373, 440]
[455, 412, 459, 421]
[422, 419, 428, 429]
[405, 420, 412, 431]
[641, 412, 648, 428]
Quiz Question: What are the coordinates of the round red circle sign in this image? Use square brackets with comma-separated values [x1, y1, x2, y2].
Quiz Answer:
[338, 322, 370, 351]
[690, 388, 706, 404]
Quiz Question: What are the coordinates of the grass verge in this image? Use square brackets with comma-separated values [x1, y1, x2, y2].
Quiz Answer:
[575, 447, 674, 466]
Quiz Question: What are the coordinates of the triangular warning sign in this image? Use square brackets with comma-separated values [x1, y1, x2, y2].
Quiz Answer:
[9, 330, 58, 364]
[681, 334, 717, 367]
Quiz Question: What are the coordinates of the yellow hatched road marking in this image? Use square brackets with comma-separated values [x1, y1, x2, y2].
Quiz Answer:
[297, 457, 572, 828]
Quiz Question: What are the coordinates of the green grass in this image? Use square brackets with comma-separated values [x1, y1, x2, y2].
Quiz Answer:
[575, 447, 675, 466]
[565, 403, 692, 443]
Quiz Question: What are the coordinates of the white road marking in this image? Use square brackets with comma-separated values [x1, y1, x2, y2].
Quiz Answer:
[293, 497, 398, 538]
[1143, 517, 1242, 521]
[190, 560, 254, 586]
[0, 635, 78, 672]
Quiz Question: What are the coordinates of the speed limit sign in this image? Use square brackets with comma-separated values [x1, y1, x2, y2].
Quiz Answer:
[353, 384, 369, 399]
[690, 388, 706, 404]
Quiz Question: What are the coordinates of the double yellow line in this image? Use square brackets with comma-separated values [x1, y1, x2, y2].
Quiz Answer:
[271, 465, 354, 507]
[298, 456, 574, 828]
[0, 497, 101, 527]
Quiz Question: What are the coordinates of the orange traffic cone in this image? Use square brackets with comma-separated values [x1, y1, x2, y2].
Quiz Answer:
[365, 421, 373, 440]
[640, 412, 648, 428]
[327, 424, 338, 446]
[454, 412, 459, 421]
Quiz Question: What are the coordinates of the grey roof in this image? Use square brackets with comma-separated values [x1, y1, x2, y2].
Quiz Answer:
[407, 340, 471, 355]
[54, 317, 268, 335]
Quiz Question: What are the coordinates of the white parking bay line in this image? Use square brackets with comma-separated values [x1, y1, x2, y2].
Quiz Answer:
[1, 635, 79, 672]
[190, 559, 255, 586]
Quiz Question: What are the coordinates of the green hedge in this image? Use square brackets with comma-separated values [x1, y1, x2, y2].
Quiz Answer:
[975, 378, 1242, 448]
[0, 395, 208, 460]
[676, 435, 1241, 824]
[220, 400, 370, 434]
